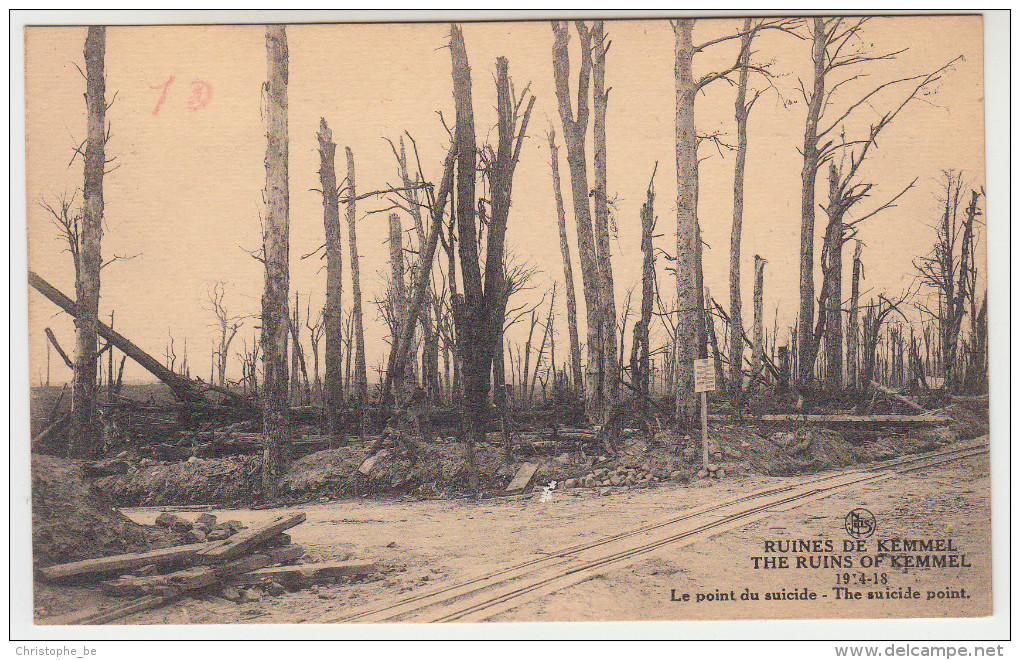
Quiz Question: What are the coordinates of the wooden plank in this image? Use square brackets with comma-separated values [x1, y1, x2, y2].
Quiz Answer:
[707, 414, 949, 424]
[872, 380, 925, 412]
[38, 606, 103, 626]
[101, 555, 274, 598]
[505, 462, 539, 492]
[197, 512, 306, 561]
[229, 560, 377, 586]
[39, 543, 208, 581]
[265, 544, 305, 564]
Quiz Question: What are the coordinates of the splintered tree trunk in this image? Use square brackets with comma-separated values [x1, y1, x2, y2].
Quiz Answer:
[751, 255, 766, 382]
[69, 25, 106, 459]
[261, 24, 290, 500]
[548, 130, 584, 396]
[345, 147, 368, 432]
[551, 21, 603, 424]
[823, 166, 844, 390]
[388, 212, 409, 396]
[591, 20, 619, 425]
[729, 18, 753, 394]
[846, 240, 863, 390]
[449, 24, 483, 486]
[798, 17, 826, 383]
[637, 165, 656, 398]
[673, 20, 700, 432]
[317, 119, 344, 443]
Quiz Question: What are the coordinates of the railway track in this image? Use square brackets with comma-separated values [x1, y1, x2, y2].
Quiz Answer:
[332, 437, 988, 624]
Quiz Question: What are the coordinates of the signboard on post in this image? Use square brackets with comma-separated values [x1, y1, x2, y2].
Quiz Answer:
[694, 358, 716, 393]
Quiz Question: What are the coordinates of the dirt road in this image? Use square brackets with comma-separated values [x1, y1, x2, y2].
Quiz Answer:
[108, 441, 990, 624]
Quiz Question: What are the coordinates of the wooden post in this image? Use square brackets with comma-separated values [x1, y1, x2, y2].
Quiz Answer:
[700, 390, 709, 469]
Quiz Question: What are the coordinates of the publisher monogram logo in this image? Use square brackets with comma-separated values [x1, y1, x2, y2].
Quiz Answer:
[845, 508, 877, 539]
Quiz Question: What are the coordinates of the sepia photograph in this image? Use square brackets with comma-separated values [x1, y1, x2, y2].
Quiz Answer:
[12, 9, 1007, 641]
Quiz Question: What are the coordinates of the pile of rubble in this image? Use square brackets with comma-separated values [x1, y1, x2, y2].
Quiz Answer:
[38, 510, 377, 624]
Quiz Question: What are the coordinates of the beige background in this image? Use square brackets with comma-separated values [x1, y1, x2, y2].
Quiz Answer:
[25, 17, 985, 386]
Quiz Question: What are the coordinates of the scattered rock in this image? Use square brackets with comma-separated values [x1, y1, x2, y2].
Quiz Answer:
[185, 528, 207, 543]
[609, 475, 622, 486]
[132, 563, 158, 577]
[696, 469, 708, 479]
[196, 513, 217, 528]
[194, 522, 211, 534]
[386, 541, 397, 548]
[564, 478, 577, 489]
[155, 513, 192, 532]
[221, 586, 242, 602]
[670, 470, 684, 482]
[265, 581, 286, 597]
[599, 487, 611, 497]
[207, 529, 230, 542]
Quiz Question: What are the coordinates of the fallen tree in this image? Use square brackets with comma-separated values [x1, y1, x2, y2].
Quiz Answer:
[29, 271, 246, 408]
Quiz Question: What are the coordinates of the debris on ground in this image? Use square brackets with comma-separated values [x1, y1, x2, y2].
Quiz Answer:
[36, 510, 379, 625]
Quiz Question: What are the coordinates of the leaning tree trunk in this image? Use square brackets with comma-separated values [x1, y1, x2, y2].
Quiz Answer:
[728, 17, 754, 394]
[591, 20, 619, 427]
[846, 240, 863, 390]
[673, 19, 700, 432]
[797, 17, 826, 383]
[261, 24, 290, 500]
[551, 21, 603, 424]
[345, 147, 368, 433]
[69, 25, 106, 459]
[548, 130, 584, 397]
[317, 119, 344, 443]
[637, 165, 656, 398]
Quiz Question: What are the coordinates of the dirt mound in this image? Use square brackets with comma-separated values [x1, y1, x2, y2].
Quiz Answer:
[94, 455, 262, 506]
[31, 453, 176, 569]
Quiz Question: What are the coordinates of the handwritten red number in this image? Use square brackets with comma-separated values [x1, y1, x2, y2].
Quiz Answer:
[149, 74, 176, 116]
[187, 80, 213, 111]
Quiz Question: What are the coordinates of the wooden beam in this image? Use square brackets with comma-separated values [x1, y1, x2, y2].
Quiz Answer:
[38, 542, 209, 581]
[229, 560, 377, 586]
[197, 512, 306, 561]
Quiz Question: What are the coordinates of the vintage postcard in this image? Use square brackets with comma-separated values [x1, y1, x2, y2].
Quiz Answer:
[15, 11, 1003, 637]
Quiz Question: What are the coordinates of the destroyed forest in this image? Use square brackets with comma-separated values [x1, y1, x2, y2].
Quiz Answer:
[24, 17, 991, 625]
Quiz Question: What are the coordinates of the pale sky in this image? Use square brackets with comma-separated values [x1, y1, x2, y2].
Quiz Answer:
[24, 16, 986, 387]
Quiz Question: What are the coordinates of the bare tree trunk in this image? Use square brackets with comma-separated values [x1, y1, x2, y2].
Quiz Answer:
[591, 21, 619, 427]
[69, 25, 106, 459]
[261, 24, 290, 500]
[637, 164, 656, 398]
[547, 129, 584, 396]
[551, 21, 603, 424]
[822, 165, 844, 390]
[317, 119, 345, 443]
[797, 18, 826, 383]
[290, 292, 301, 404]
[388, 211, 409, 398]
[345, 147, 368, 430]
[752, 255, 766, 382]
[449, 24, 483, 487]
[729, 18, 754, 393]
[673, 19, 700, 432]
[846, 240, 863, 390]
